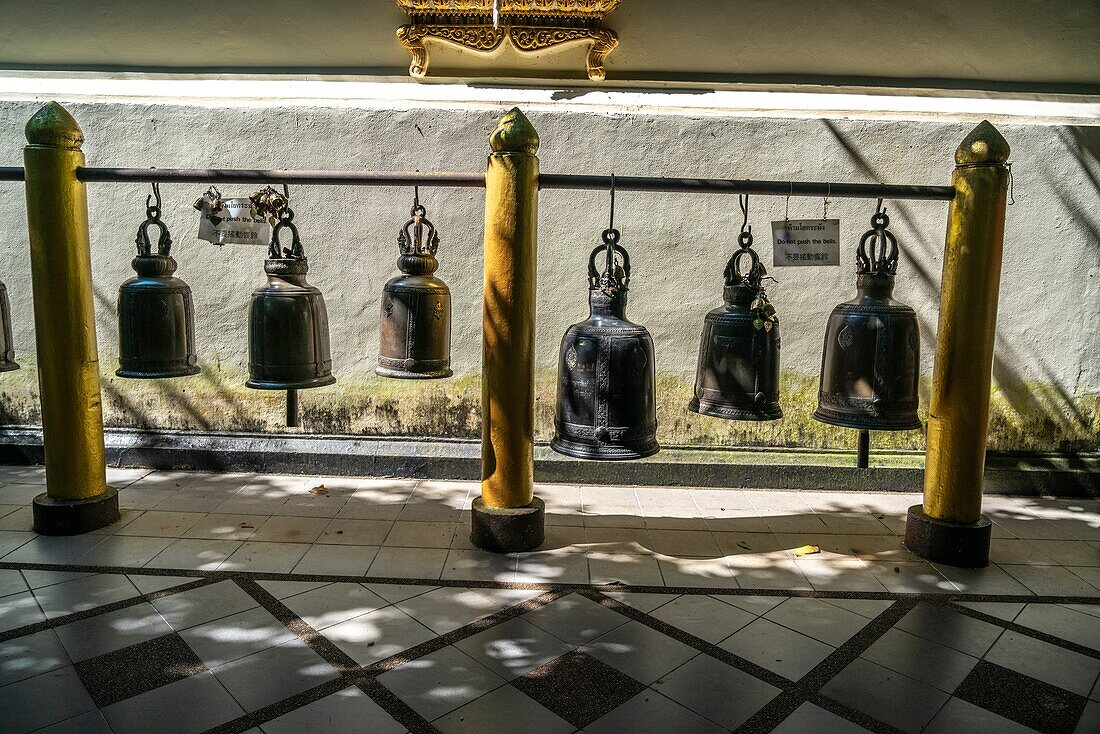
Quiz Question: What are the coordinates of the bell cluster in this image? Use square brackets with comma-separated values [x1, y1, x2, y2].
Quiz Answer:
[107, 188, 919, 450]
[552, 209, 922, 461]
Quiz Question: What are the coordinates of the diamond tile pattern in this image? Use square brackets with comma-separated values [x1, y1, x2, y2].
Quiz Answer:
[0, 470, 1095, 734]
[0, 562, 1097, 732]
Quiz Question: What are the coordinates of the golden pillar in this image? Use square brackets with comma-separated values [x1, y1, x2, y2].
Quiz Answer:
[470, 108, 545, 553]
[23, 102, 117, 534]
[905, 120, 1010, 567]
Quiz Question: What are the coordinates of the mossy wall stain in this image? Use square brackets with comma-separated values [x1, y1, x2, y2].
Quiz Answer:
[0, 359, 1096, 452]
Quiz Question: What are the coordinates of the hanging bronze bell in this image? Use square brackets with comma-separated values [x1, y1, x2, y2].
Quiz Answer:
[814, 209, 920, 430]
[690, 228, 781, 421]
[0, 278, 19, 372]
[116, 201, 199, 379]
[552, 229, 659, 460]
[377, 198, 452, 379]
[246, 212, 335, 390]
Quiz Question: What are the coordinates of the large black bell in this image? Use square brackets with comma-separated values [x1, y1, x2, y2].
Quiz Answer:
[814, 209, 920, 430]
[117, 201, 199, 379]
[377, 198, 451, 379]
[552, 229, 659, 460]
[0, 278, 19, 372]
[690, 227, 781, 421]
[247, 213, 335, 390]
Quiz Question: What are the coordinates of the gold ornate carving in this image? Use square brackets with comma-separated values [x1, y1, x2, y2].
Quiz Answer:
[395, 0, 621, 81]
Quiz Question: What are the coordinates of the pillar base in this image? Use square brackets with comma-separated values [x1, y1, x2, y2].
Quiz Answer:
[33, 488, 119, 535]
[470, 496, 545, 554]
[903, 504, 991, 568]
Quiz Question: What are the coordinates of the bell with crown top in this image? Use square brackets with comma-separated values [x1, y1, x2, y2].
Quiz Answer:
[377, 193, 452, 379]
[814, 207, 920, 430]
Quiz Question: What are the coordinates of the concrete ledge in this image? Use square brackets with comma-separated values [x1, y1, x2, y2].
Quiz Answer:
[0, 426, 1095, 497]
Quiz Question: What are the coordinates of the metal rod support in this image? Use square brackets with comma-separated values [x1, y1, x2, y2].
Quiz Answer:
[857, 430, 870, 469]
[286, 389, 299, 428]
[0, 166, 955, 200]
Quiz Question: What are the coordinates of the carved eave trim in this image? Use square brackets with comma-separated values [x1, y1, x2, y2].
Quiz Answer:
[395, 1, 621, 82]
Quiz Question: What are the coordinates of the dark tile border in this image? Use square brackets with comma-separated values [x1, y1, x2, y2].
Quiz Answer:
[5, 559, 1099, 605]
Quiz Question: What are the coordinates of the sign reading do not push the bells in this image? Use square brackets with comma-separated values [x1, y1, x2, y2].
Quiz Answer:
[117, 184, 199, 379]
[247, 207, 335, 391]
[815, 206, 920, 431]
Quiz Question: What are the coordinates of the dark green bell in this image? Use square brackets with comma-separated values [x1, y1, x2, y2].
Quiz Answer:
[117, 204, 199, 379]
[247, 213, 335, 390]
[0, 278, 19, 373]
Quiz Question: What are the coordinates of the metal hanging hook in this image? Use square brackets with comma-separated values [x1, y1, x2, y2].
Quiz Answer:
[784, 181, 792, 224]
[823, 183, 831, 219]
[603, 174, 619, 275]
[146, 181, 162, 219]
[608, 173, 616, 232]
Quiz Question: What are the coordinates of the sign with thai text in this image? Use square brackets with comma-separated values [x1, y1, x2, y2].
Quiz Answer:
[771, 219, 841, 266]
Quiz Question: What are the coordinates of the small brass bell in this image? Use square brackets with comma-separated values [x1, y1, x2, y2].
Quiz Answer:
[815, 207, 920, 430]
[377, 193, 452, 379]
[552, 228, 660, 460]
[0, 278, 20, 372]
[247, 209, 335, 390]
[117, 187, 199, 378]
[691, 197, 781, 420]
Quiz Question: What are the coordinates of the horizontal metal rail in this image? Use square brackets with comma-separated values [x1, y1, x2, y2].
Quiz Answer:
[0, 166, 957, 201]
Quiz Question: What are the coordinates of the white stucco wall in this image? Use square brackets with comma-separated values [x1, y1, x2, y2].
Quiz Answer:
[0, 78, 1097, 450]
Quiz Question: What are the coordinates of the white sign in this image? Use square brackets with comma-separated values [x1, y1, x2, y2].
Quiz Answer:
[197, 197, 271, 246]
[771, 219, 841, 266]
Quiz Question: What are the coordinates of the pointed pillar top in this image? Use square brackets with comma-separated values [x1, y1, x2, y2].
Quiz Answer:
[489, 107, 540, 155]
[955, 120, 1010, 166]
[26, 101, 84, 150]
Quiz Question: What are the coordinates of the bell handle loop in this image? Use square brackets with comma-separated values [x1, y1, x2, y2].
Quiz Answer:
[400, 210, 438, 256]
[136, 218, 173, 258]
[587, 240, 630, 284]
[725, 247, 762, 288]
[856, 205, 899, 275]
[270, 215, 304, 260]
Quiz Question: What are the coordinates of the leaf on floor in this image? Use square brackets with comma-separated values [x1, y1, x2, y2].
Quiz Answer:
[793, 544, 821, 557]
[309, 485, 329, 495]
[736, 540, 751, 550]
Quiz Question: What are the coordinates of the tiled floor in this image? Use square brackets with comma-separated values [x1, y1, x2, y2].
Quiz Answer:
[0, 464, 1098, 732]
